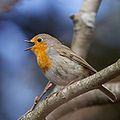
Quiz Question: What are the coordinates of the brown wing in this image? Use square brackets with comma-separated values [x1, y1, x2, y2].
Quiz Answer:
[56, 47, 97, 73]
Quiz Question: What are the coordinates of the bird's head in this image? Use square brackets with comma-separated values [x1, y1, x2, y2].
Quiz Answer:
[24, 34, 61, 55]
[24, 34, 60, 74]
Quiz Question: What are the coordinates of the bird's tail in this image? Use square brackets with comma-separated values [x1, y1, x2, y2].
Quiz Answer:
[99, 85, 117, 102]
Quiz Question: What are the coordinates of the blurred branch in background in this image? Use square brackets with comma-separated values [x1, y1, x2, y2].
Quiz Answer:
[71, 0, 101, 58]
[0, 0, 19, 13]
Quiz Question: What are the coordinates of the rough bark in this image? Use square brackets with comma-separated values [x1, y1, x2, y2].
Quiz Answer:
[19, 59, 120, 120]
[46, 83, 120, 120]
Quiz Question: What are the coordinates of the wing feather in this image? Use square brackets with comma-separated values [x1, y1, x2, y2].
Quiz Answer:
[56, 47, 97, 73]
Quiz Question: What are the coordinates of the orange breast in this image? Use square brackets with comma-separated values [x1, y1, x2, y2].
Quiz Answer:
[31, 41, 52, 74]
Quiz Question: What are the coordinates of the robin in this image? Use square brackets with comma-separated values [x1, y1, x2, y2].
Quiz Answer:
[25, 34, 116, 111]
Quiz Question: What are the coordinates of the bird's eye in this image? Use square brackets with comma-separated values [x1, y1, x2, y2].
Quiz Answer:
[37, 38, 42, 42]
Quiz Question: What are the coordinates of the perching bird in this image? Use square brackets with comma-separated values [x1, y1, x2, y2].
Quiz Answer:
[25, 34, 116, 111]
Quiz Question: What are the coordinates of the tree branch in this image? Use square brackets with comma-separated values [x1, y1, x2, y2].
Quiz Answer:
[71, 0, 102, 58]
[46, 83, 120, 120]
[19, 59, 120, 120]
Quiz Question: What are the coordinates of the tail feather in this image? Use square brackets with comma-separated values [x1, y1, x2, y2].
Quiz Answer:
[99, 85, 117, 102]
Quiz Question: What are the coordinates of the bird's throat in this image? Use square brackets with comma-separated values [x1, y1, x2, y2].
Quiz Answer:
[31, 42, 52, 74]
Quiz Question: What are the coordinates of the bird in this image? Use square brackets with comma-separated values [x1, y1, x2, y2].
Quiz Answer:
[24, 33, 116, 111]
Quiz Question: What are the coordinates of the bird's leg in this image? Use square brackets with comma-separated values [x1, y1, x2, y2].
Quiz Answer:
[46, 78, 80, 99]
[67, 76, 81, 86]
[29, 81, 52, 112]
[19, 82, 52, 119]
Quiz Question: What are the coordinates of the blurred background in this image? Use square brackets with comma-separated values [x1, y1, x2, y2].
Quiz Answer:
[0, 0, 120, 120]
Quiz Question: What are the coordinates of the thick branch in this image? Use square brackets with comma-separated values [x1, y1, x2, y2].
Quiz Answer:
[46, 83, 120, 120]
[71, 0, 102, 58]
[19, 59, 120, 120]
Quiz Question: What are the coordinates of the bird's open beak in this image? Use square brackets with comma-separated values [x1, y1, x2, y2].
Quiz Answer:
[24, 47, 32, 51]
[24, 40, 35, 51]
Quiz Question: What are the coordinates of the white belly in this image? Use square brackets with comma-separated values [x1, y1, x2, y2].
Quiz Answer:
[46, 55, 88, 86]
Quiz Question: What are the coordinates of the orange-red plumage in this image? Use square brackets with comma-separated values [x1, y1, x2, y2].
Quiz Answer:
[31, 37, 52, 74]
